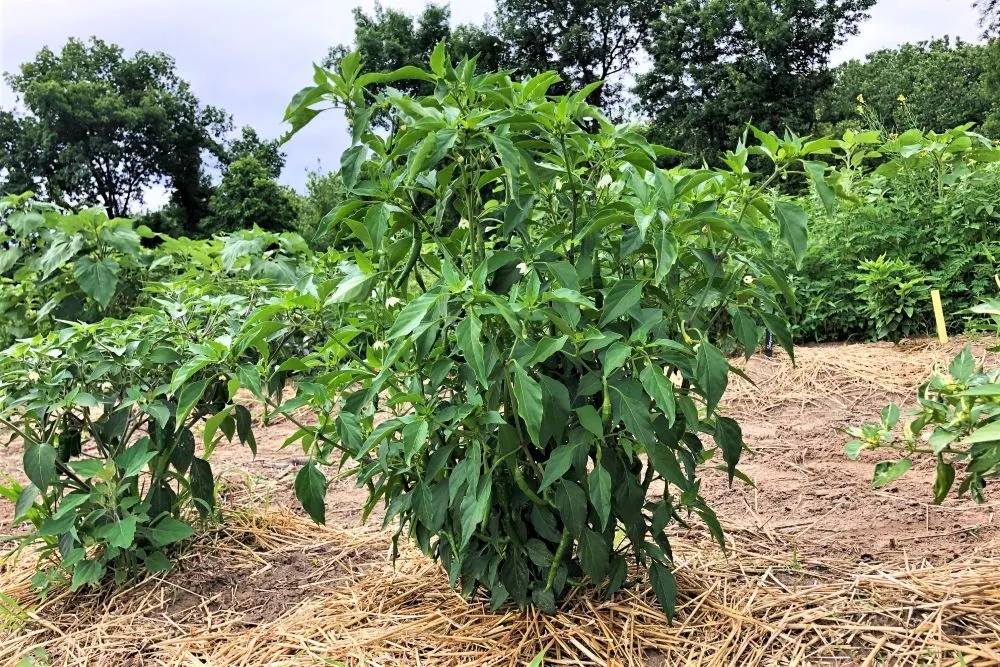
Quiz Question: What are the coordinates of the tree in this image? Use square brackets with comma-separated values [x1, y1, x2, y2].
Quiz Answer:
[976, 0, 999, 36]
[635, 0, 876, 161]
[495, 0, 657, 113]
[0, 38, 230, 227]
[328, 1, 655, 117]
[821, 38, 1000, 137]
[227, 127, 286, 180]
[201, 156, 300, 236]
[325, 3, 506, 108]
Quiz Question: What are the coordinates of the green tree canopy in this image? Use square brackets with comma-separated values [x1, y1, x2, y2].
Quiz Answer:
[0, 37, 231, 227]
[324, 3, 506, 108]
[635, 0, 876, 161]
[201, 155, 300, 236]
[226, 126, 286, 180]
[494, 0, 657, 113]
[821, 37, 1000, 137]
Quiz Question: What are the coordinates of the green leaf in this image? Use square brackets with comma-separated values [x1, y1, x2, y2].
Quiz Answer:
[602, 342, 631, 378]
[803, 161, 836, 215]
[236, 363, 262, 398]
[966, 420, 1000, 444]
[23, 442, 56, 493]
[295, 459, 328, 524]
[460, 473, 492, 549]
[71, 559, 104, 590]
[13, 484, 38, 523]
[640, 365, 676, 426]
[599, 280, 643, 326]
[174, 379, 209, 429]
[527, 336, 568, 366]
[539, 443, 582, 492]
[402, 418, 430, 465]
[144, 551, 173, 573]
[144, 402, 171, 429]
[774, 200, 808, 270]
[713, 417, 743, 486]
[190, 458, 215, 517]
[234, 405, 256, 456]
[654, 228, 678, 282]
[589, 464, 612, 530]
[387, 291, 440, 340]
[610, 379, 655, 446]
[872, 458, 912, 489]
[73, 257, 120, 308]
[576, 405, 603, 438]
[695, 342, 729, 416]
[649, 560, 677, 621]
[456, 314, 487, 385]
[116, 439, 157, 478]
[490, 134, 521, 196]
[429, 40, 446, 76]
[578, 527, 609, 583]
[94, 515, 137, 549]
[730, 308, 759, 360]
[950, 347, 975, 383]
[513, 362, 544, 447]
[554, 480, 587, 537]
[146, 517, 195, 548]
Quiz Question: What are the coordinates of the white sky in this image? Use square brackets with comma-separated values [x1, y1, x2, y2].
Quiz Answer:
[0, 0, 985, 199]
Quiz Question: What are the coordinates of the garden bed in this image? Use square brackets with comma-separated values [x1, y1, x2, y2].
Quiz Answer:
[2, 337, 999, 666]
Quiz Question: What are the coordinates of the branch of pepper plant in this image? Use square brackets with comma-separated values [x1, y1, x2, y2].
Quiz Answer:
[686, 166, 781, 329]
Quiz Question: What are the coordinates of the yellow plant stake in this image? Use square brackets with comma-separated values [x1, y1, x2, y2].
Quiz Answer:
[931, 289, 948, 344]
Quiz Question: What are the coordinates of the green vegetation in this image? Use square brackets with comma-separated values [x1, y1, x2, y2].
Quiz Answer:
[1, 0, 999, 622]
[845, 302, 1000, 501]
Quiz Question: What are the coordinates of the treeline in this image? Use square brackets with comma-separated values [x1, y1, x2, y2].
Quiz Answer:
[0, 38, 340, 240]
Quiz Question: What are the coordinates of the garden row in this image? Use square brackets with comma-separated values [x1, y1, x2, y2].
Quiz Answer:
[0, 49, 998, 616]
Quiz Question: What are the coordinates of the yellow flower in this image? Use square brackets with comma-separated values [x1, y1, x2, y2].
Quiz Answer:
[897, 94, 907, 104]
[856, 94, 865, 104]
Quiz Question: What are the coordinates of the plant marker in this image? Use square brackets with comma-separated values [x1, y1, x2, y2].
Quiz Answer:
[930, 289, 948, 344]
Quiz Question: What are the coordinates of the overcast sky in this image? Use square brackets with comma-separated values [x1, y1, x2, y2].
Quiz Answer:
[0, 0, 986, 200]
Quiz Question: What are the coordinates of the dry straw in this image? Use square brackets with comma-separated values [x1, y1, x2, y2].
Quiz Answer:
[2, 506, 999, 666]
[726, 337, 1000, 417]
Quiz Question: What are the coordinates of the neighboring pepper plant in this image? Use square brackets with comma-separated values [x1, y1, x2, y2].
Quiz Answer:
[0, 288, 259, 592]
[845, 300, 1000, 501]
[271, 46, 835, 615]
[0, 193, 147, 347]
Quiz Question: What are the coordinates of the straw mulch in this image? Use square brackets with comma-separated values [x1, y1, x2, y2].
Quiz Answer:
[726, 337, 999, 416]
[2, 506, 999, 667]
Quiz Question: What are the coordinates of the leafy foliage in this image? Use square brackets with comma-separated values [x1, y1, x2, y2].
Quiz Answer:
[276, 47, 828, 614]
[854, 255, 929, 342]
[635, 0, 876, 162]
[0, 289, 259, 591]
[788, 124, 1000, 342]
[0, 37, 230, 232]
[201, 155, 301, 236]
[845, 301, 1000, 502]
[821, 38, 1000, 139]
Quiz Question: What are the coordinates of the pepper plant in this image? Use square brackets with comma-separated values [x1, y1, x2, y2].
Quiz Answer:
[0, 193, 147, 347]
[262, 46, 835, 615]
[0, 288, 261, 591]
[845, 300, 1000, 501]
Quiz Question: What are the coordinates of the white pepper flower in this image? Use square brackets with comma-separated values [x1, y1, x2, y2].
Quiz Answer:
[372, 340, 388, 351]
[517, 262, 530, 275]
[385, 296, 402, 308]
[458, 218, 470, 230]
[597, 173, 613, 189]
[743, 275, 754, 285]
[27, 370, 40, 382]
